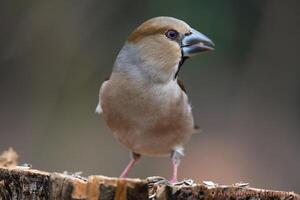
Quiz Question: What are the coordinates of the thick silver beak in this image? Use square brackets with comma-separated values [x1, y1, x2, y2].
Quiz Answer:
[181, 28, 215, 57]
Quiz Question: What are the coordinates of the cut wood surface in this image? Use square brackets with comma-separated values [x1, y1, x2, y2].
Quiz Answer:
[0, 149, 299, 200]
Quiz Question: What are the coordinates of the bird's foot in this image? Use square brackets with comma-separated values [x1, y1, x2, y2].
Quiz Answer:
[168, 178, 178, 184]
[147, 176, 196, 186]
[169, 178, 196, 186]
[147, 176, 169, 186]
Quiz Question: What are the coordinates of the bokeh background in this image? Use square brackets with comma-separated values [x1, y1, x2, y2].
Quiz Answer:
[1, 0, 299, 192]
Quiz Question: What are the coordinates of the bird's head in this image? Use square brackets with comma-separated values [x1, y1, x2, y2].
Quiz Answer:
[114, 16, 214, 82]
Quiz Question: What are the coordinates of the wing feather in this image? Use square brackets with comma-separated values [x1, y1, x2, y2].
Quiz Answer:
[176, 78, 187, 94]
[95, 78, 109, 114]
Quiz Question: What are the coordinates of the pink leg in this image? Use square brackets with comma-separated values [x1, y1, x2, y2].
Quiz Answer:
[169, 148, 184, 183]
[169, 159, 179, 183]
[120, 152, 140, 178]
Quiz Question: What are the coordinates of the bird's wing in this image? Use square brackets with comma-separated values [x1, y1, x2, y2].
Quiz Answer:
[193, 124, 201, 134]
[176, 78, 187, 94]
[95, 77, 109, 114]
[177, 78, 201, 133]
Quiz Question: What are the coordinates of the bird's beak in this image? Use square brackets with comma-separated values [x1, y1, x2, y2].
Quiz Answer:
[181, 28, 215, 57]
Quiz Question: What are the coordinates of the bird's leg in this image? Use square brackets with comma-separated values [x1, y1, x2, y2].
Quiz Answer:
[120, 152, 141, 178]
[169, 147, 184, 183]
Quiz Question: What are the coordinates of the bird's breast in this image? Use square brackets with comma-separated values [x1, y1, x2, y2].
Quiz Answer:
[101, 74, 194, 155]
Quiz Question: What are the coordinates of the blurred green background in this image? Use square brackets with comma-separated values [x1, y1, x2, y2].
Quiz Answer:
[1, 0, 299, 191]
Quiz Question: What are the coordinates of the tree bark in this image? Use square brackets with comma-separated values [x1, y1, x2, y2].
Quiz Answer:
[0, 166, 298, 200]
[0, 149, 298, 200]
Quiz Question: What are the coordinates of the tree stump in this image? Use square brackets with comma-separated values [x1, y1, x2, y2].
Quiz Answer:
[0, 149, 298, 200]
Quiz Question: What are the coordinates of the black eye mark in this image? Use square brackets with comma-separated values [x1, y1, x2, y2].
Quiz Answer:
[184, 31, 192, 36]
[165, 29, 178, 40]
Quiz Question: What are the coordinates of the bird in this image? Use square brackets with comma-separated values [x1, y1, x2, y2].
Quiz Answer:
[95, 16, 214, 183]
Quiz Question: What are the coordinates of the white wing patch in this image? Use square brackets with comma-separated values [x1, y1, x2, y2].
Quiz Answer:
[95, 80, 109, 115]
[95, 104, 102, 114]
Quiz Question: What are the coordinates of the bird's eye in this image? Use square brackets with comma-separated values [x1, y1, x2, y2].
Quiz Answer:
[165, 29, 178, 40]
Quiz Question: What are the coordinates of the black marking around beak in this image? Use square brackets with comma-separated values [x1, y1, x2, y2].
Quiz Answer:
[174, 50, 188, 79]
[174, 29, 214, 79]
[181, 28, 214, 57]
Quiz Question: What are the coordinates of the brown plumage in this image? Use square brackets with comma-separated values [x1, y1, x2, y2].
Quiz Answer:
[96, 16, 214, 182]
[128, 17, 190, 43]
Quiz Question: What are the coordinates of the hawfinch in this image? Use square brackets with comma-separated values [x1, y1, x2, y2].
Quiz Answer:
[96, 16, 214, 182]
